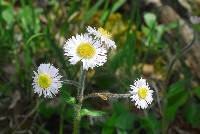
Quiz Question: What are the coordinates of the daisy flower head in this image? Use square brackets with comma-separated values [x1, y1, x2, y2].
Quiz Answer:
[32, 63, 62, 98]
[129, 78, 153, 109]
[86, 26, 116, 50]
[64, 34, 107, 70]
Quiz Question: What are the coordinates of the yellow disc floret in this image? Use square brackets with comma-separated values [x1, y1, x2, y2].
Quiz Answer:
[98, 27, 112, 39]
[138, 87, 148, 99]
[37, 73, 52, 89]
[77, 43, 96, 59]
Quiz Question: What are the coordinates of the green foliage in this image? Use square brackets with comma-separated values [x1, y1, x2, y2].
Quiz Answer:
[182, 86, 200, 128]
[102, 103, 160, 134]
[18, 6, 42, 34]
[100, 0, 127, 24]
[102, 102, 134, 133]
[80, 109, 106, 117]
[138, 113, 161, 134]
[142, 12, 178, 50]
[144, 13, 157, 28]
[184, 101, 200, 128]
[109, 31, 136, 72]
[84, 0, 104, 22]
[2, 7, 14, 27]
[164, 80, 188, 122]
[192, 23, 200, 32]
[110, 0, 126, 13]
[61, 88, 76, 105]
[39, 101, 57, 119]
[193, 86, 200, 98]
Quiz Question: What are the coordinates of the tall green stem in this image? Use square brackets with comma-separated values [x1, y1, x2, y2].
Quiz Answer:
[73, 104, 81, 134]
[73, 65, 86, 134]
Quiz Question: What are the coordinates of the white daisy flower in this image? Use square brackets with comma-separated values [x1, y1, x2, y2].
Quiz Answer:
[32, 63, 62, 98]
[64, 34, 107, 70]
[130, 78, 153, 109]
[86, 26, 116, 50]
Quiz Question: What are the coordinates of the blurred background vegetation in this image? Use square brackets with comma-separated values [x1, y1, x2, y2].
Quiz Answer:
[0, 0, 200, 133]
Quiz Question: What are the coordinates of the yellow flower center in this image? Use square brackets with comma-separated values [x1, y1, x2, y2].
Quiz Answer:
[138, 87, 148, 99]
[98, 27, 112, 39]
[37, 73, 52, 89]
[77, 43, 96, 59]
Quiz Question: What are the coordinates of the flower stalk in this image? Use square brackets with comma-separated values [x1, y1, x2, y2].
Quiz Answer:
[83, 92, 131, 101]
[73, 64, 86, 134]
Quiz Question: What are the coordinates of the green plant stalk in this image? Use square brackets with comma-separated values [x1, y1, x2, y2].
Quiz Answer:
[73, 65, 86, 134]
[73, 104, 82, 134]
[59, 103, 65, 134]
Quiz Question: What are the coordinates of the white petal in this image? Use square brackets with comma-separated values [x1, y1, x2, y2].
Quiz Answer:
[129, 78, 153, 109]
[64, 33, 108, 70]
[86, 26, 116, 50]
[32, 64, 63, 98]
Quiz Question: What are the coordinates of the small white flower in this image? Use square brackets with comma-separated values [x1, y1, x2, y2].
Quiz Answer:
[130, 78, 153, 109]
[32, 63, 62, 98]
[86, 26, 116, 50]
[64, 34, 107, 70]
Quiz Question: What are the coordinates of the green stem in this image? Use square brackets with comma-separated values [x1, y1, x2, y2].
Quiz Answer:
[59, 104, 65, 134]
[73, 65, 86, 134]
[73, 104, 81, 134]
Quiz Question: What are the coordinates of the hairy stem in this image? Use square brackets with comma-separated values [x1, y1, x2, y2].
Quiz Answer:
[73, 65, 86, 134]
[73, 104, 81, 134]
[63, 79, 80, 88]
[83, 92, 131, 101]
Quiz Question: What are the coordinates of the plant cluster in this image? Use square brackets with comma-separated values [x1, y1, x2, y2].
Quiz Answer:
[32, 26, 154, 133]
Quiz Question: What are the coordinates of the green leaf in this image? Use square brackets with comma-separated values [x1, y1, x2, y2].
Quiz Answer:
[156, 25, 165, 40]
[68, 0, 79, 17]
[80, 109, 106, 117]
[102, 102, 134, 133]
[66, 97, 76, 105]
[100, 10, 110, 24]
[108, 32, 136, 72]
[39, 101, 56, 119]
[61, 89, 76, 105]
[25, 33, 46, 46]
[144, 12, 156, 27]
[111, 0, 126, 13]
[125, 32, 135, 69]
[184, 102, 200, 128]
[164, 80, 188, 122]
[2, 7, 14, 26]
[113, 101, 127, 114]
[193, 86, 200, 99]
[102, 128, 114, 134]
[116, 129, 127, 134]
[166, 80, 186, 98]
[138, 113, 161, 134]
[94, 73, 116, 88]
[102, 114, 116, 134]
[164, 21, 178, 31]
[84, 0, 104, 22]
[18, 6, 42, 33]
[115, 113, 134, 130]
[192, 23, 200, 32]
